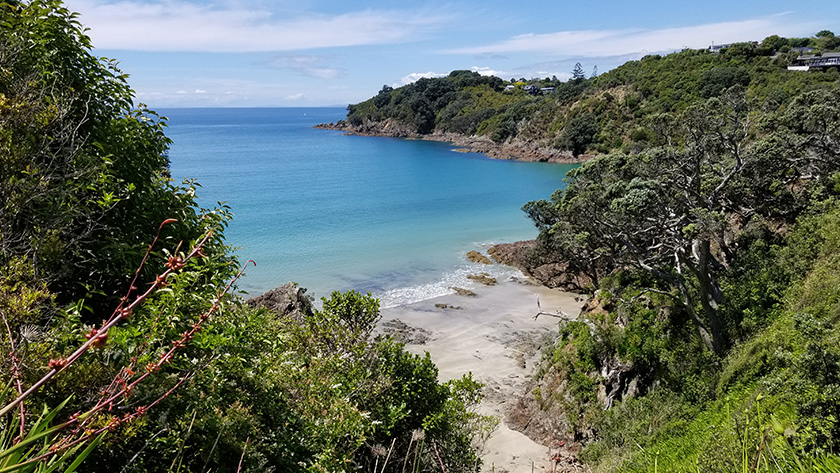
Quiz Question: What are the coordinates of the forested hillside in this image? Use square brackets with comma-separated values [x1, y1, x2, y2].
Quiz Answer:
[340, 32, 840, 161]
[515, 85, 840, 471]
[509, 37, 840, 471]
[0, 2, 491, 472]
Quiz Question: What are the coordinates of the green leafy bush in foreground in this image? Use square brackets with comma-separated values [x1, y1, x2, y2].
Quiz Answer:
[0, 1, 493, 471]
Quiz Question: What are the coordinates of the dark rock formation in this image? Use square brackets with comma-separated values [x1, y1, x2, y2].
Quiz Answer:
[450, 287, 477, 297]
[434, 303, 464, 310]
[314, 122, 589, 164]
[381, 319, 431, 345]
[246, 282, 314, 323]
[487, 240, 536, 266]
[489, 241, 592, 292]
[465, 250, 493, 265]
[466, 273, 497, 286]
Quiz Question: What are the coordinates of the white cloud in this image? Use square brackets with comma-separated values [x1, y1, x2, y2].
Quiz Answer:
[470, 66, 504, 77]
[397, 71, 447, 86]
[194, 89, 206, 94]
[284, 93, 305, 101]
[65, 0, 451, 52]
[136, 89, 246, 106]
[267, 55, 343, 80]
[448, 14, 819, 57]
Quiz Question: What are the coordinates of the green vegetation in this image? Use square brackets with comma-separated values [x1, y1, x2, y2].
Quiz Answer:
[342, 31, 840, 470]
[515, 36, 840, 472]
[344, 34, 840, 160]
[0, 1, 492, 471]
[6, 0, 840, 470]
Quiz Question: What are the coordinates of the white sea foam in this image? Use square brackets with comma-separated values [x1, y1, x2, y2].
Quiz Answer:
[376, 259, 525, 309]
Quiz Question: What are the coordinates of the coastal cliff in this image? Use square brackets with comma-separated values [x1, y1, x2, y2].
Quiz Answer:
[315, 120, 587, 164]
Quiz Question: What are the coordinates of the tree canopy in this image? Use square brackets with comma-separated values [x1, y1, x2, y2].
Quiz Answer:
[0, 2, 493, 472]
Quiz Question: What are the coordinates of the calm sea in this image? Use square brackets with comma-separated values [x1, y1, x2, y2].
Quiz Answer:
[162, 107, 574, 306]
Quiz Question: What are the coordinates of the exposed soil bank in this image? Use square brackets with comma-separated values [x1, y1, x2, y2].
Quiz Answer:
[315, 121, 591, 164]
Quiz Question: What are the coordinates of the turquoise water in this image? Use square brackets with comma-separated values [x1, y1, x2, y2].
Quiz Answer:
[163, 107, 574, 306]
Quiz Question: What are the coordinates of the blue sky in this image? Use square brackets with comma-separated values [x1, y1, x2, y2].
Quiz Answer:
[65, 0, 840, 108]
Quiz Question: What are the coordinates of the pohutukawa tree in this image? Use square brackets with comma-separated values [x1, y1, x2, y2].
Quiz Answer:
[525, 87, 840, 357]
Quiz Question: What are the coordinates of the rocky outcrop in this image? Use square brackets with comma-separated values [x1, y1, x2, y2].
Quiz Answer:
[487, 240, 536, 267]
[314, 119, 417, 138]
[434, 303, 463, 310]
[380, 319, 432, 344]
[438, 134, 589, 164]
[465, 250, 493, 265]
[246, 282, 314, 323]
[489, 241, 593, 292]
[314, 122, 589, 164]
[507, 371, 586, 469]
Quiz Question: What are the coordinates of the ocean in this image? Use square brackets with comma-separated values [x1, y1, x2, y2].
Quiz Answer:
[162, 107, 574, 307]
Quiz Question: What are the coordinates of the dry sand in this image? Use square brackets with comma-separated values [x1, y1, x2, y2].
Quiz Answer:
[379, 277, 584, 473]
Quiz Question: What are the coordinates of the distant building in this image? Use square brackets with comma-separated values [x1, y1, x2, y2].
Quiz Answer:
[503, 85, 516, 92]
[523, 85, 538, 95]
[709, 43, 730, 53]
[539, 87, 555, 94]
[788, 52, 840, 71]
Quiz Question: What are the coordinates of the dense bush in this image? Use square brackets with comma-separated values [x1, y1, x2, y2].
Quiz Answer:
[521, 73, 840, 471]
[0, 2, 492, 472]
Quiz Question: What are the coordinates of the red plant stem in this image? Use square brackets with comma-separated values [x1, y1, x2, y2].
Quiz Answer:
[0, 223, 254, 470]
[236, 437, 250, 473]
[107, 219, 179, 326]
[9, 375, 191, 470]
[0, 230, 213, 418]
[85, 259, 254, 423]
[432, 440, 447, 473]
[1, 312, 26, 439]
[750, 429, 769, 473]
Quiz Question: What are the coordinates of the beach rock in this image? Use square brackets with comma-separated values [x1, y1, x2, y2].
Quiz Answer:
[489, 241, 593, 292]
[488, 241, 536, 267]
[467, 273, 497, 286]
[466, 250, 493, 265]
[450, 287, 477, 297]
[246, 282, 314, 323]
[434, 303, 464, 310]
[381, 319, 431, 345]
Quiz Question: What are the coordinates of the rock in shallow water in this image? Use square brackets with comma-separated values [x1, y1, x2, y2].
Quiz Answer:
[465, 250, 493, 265]
[467, 273, 497, 286]
[450, 286, 477, 297]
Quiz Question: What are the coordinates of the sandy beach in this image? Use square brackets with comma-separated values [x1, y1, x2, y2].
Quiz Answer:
[379, 277, 584, 473]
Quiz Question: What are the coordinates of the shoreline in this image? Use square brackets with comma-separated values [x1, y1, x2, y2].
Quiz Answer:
[379, 276, 584, 472]
[314, 122, 591, 164]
